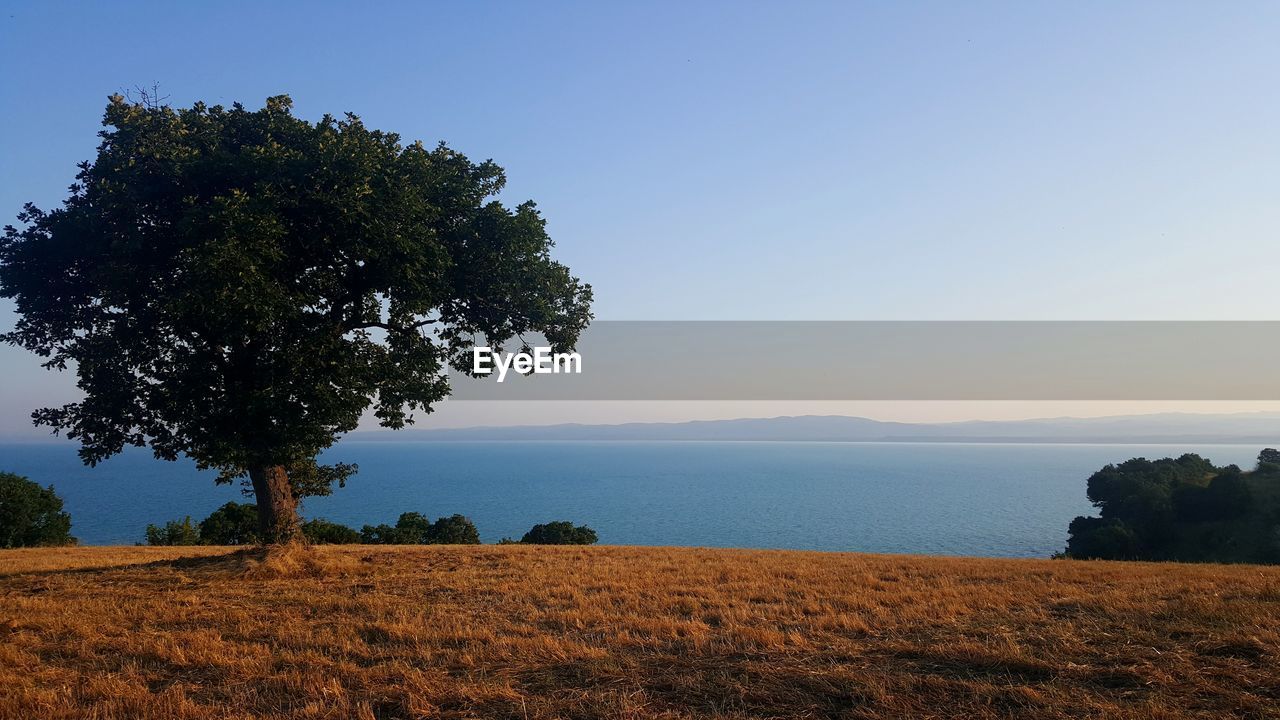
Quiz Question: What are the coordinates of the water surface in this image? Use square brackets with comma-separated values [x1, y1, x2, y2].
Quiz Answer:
[0, 441, 1264, 557]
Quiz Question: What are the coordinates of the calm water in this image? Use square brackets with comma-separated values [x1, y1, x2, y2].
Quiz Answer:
[0, 441, 1265, 557]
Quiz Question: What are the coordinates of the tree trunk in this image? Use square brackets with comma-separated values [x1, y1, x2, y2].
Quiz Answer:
[248, 464, 299, 543]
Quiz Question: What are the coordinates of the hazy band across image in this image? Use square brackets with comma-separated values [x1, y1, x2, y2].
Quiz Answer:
[451, 321, 1280, 400]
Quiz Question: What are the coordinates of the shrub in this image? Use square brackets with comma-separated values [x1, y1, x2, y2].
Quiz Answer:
[359, 523, 400, 544]
[361, 511, 426, 544]
[428, 514, 481, 544]
[0, 471, 75, 548]
[393, 512, 434, 543]
[1257, 448, 1280, 474]
[145, 516, 200, 546]
[301, 518, 360, 544]
[1065, 516, 1140, 560]
[1204, 470, 1253, 520]
[360, 512, 481, 544]
[199, 502, 260, 545]
[520, 521, 598, 545]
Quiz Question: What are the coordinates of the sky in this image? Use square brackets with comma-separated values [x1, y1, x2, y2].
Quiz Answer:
[2, 1, 1280, 436]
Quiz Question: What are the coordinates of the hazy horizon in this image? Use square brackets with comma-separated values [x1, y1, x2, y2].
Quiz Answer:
[8, 402, 1280, 441]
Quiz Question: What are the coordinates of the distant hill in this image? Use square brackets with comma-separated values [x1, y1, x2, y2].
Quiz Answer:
[345, 412, 1280, 444]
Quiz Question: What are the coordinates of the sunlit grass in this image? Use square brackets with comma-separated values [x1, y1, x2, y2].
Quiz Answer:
[2, 545, 1278, 718]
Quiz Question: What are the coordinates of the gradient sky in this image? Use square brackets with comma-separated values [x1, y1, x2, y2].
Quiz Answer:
[3, 1, 1279, 435]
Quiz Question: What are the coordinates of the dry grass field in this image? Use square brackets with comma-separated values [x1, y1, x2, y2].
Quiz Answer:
[1, 545, 1278, 719]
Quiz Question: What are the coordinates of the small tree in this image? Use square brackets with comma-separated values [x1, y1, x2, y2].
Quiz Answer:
[0, 95, 592, 542]
[301, 518, 360, 544]
[359, 522, 400, 544]
[361, 512, 430, 544]
[199, 502, 260, 545]
[428, 514, 481, 544]
[0, 471, 75, 547]
[1257, 449, 1280, 473]
[1065, 516, 1139, 560]
[1202, 469, 1253, 520]
[359, 512, 480, 544]
[145, 516, 200, 546]
[520, 521, 598, 545]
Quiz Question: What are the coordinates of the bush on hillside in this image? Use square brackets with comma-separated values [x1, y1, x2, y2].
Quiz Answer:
[0, 471, 75, 548]
[198, 502, 260, 545]
[301, 518, 360, 544]
[520, 521, 598, 545]
[1065, 450, 1279, 563]
[429, 514, 481, 544]
[145, 516, 200, 546]
[360, 512, 480, 544]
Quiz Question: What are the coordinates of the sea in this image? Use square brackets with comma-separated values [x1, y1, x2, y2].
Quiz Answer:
[0, 441, 1266, 557]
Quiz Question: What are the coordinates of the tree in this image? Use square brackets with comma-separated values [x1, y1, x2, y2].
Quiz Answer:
[0, 95, 592, 541]
[145, 516, 200, 546]
[427, 514, 481, 544]
[520, 521, 598, 545]
[301, 518, 360, 544]
[1065, 451, 1280, 563]
[361, 514, 414, 544]
[0, 471, 75, 548]
[1065, 516, 1139, 560]
[359, 522, 398, 544]
[1202, 469, 1252, 520]
[1257, 449, 1280, 473]
[198, 501, 261, 545]
[362, 511, 430, 544]
[359, 511, 480, 544]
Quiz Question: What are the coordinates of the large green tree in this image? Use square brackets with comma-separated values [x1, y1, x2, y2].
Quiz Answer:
[1, 95, 592, 541]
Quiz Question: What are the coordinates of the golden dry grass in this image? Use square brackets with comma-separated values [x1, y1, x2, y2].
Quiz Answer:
[1, 545, 1278, 719]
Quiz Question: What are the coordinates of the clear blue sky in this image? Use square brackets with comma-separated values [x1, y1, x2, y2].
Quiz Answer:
[2, 1, 1279, 433]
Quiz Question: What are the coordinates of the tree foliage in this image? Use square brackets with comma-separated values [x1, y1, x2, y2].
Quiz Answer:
[145, 516, 200, 546]
[360, 512, 480, 544]
[1064, 450, 1279, 563]
[520, 521, 598, 545]
[146, 505, 362, 545]
[428, 514, 482, 544]
[0, 95, 592, 540]
[198, 502, 261, 545]
[0, 471, 76, 548]
[300, 518, 360, 544]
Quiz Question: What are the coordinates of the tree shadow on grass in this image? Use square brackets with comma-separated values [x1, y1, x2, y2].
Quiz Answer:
[0, 547, 271, 581]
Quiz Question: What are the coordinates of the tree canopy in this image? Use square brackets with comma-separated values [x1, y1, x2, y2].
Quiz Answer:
[198, 502, 261, 545]
[360, 512, 481, 545]
[0, 471, 76, 548]
[520, 521, 598, 545]
[1, 95, 592, 540]
[1064, 450, 1280, 563]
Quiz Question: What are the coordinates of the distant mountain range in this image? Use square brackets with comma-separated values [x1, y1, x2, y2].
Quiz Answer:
[345, 412, 1280, 445]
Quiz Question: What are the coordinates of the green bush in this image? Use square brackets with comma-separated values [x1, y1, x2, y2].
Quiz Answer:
[199, 502, 260, 545]
[0, 471, 75, 548]
[360, 512, 425, 544]
[520, 521, 598, 545]
[360, 512, 480, 544]
[145, 516, 200, 546]
[1065, 450, 1280, 563]
[301, 518, 360, 544]
[1065, 516, 1140, 559]
[429, 514, 481, 544]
